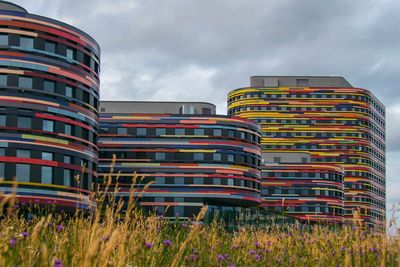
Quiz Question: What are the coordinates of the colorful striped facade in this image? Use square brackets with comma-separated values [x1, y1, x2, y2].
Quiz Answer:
[98, 107, 262, 219]
[228, 76, 385, 229]
[0, 2, 100, 210]
[261, 161, 344, 223]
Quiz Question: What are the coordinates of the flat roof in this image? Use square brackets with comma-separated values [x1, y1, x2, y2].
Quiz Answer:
[250, 76, 353, 88]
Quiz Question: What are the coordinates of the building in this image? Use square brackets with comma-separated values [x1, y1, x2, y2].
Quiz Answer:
[261, 152, 344, 224]
[228, 76, 385, 229]
[98, 101, 263, 220]
[0, 1, 100, 211]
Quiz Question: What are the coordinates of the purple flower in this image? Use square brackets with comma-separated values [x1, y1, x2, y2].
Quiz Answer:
[163, 239, 172, 246]
[145, 242, 153, 249]
[217, 254, 225, 261]
[249, 250, 256, 255]
[21, 231, 29, 238]
[229, 264, 236, 267]
[102, 235, 109, 242]
[181, 223, 188, 228]
[255, 254, 262, 261]
[57, 225, 65, 232]
[254, 241, 261, 248]
[54, 259, 64, 267]
[49, 222, 54, 228]
[9, 237, 17, 247]
[231, 244, 239, 249]
[189, 254, 197, 261]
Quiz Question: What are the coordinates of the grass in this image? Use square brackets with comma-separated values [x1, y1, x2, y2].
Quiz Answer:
[0, 176, 399, 266]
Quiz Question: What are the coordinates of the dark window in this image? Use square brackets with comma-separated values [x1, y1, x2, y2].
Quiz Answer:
[20, 37, 34, 49]
[18, 116, 31, 128]
[44, 80, 55, 93]
[0, 162, 4, 178]
[0, 115, 5, 126]
[117, 128, 127, 135]
[296, 79, 309, 87]
[63, 169, 71, 186]
[194, 153, 204, 161]
[202, 108, 211, 115]
[137, 128, 147, 136]
[19, 76, 32, 88]
[273, 157, 281, 163]
[155, 153, 165, 160]
[65, 124, 72, 135]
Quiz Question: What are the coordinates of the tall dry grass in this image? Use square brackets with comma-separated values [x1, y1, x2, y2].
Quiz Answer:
[0, 171, 398, 266]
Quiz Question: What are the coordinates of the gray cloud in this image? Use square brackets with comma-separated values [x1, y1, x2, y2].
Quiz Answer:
[13, 0, 400, 219]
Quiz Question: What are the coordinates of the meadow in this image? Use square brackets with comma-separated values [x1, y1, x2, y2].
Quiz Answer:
[0, 178, 399, 267]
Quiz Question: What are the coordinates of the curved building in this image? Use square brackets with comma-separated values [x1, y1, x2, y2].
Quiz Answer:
[228, 76, 385, 229]
[261, 153, 344, 224]
[99, 101, 262, 219]
[0, 1, 100, 210]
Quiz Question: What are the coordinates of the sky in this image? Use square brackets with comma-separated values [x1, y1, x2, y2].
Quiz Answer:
[12, 0, 400, 226]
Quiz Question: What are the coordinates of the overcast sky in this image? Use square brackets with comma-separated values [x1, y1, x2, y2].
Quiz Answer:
[13, 0, 400, 225]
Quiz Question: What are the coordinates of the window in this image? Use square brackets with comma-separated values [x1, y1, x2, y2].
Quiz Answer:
[227, 179, 234, 186]
[194, 153, 204, 161]
[155, 152, 165, 160]
[155, 177, 165, 184]
[20, 37, 34, 49]
[65, 86, 73, 97]
[0, 115, 5, 126]
[42, 166, 52, 184]
[16, 164, 30, 182]
[0, 34, 8, 46]
[227, 154, 234, 162]
[117, 128, 127, 135]
[44, 80, 55, 93]
[44, 41, 56, 53]
[213, 153, 221, 161]
[43, 120, 54, 132]
[227, 130, 235, 138]
[18, 116, 31, 128]
[194, 177, 203, 184]
[19, 76, 32, 88]
[63, 169, 71, 186]
[156, 128, 166, 135]
[175, 177, 184, 185]
[66, 48, 74, 59]
[175, 128, 185, 135]
[17, 150, 30, 158]
[0, 148, 4, 156]
[64, 155, 71, 164]
[202, 108, 211, 115]
[136, 128, 147, 136]
[194, 129, 204, 135]
[0, 74, 6, 86]
[65, 124, 72, 135]
[213, 129, 222, 136]
[0, 162, 4, 178]
[273, 157, 281, 163]
[42, 152, 53, 161]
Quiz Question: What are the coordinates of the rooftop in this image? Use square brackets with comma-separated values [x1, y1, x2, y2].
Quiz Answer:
[250, 76, 353, 88]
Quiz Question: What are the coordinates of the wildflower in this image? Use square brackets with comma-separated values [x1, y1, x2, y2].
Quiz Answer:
[21, 231, 29, 239]
[181, 223, 188, 228]
[57, 225, 65, 232]
[231, 244, 239, 249]
[163, 239, 172, 247]
[145, 242, 153, 249]
[9, 237, 17, 247]
[102, 235, 109, 242]
[255, 254, 262, 261]
[217, 254, 225, 261]
[189, 254, 197, 261]
[249, 250, 256, 255]
[229, 264, 236, 267]
[54, 259, 64, 267]
[254, 241, 261, 248]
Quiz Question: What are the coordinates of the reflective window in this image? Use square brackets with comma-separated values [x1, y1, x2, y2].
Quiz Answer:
[64, 155, 71, 164]
[0, 74, 7, 86]
[227, 154, 234, 162]
[0, 115, 5, 126]
[156, 128, 166, 135]
[42, 152, 53, 161]
[65, 86, 73, 97]
[43, 120, 54, 132]
[155, 177, 165, 184]
[44, 80, 55, 93]
[213, 129, 222, 136]
[0, 162, 4, 178]
[18, 116, 31, 128]
[213, 153, 221, 161]
[65, 124, 72, 135]
[63, 169, 71, 186]
[194, 129, 204, 135]
[175, 177, 184, 184]
[117, 128, 127, 135]
[16, 164, 30, 182]
[137, 128, 147, 136]
[66, 48, 74, 59]
[155, 152, 165, 160]
[19, 76, 32, 88]
[17, 150, 30, 158]
[194, 153, 204, 160]
[175, 128, 185, 135]
[0, 148, 4, 156]
[42, 166, 52, 184]
[20, 37, 34, 49]
[0, 34, 8, 46]
[44, 41, 56, 53]
[194, 177, 203, 184]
